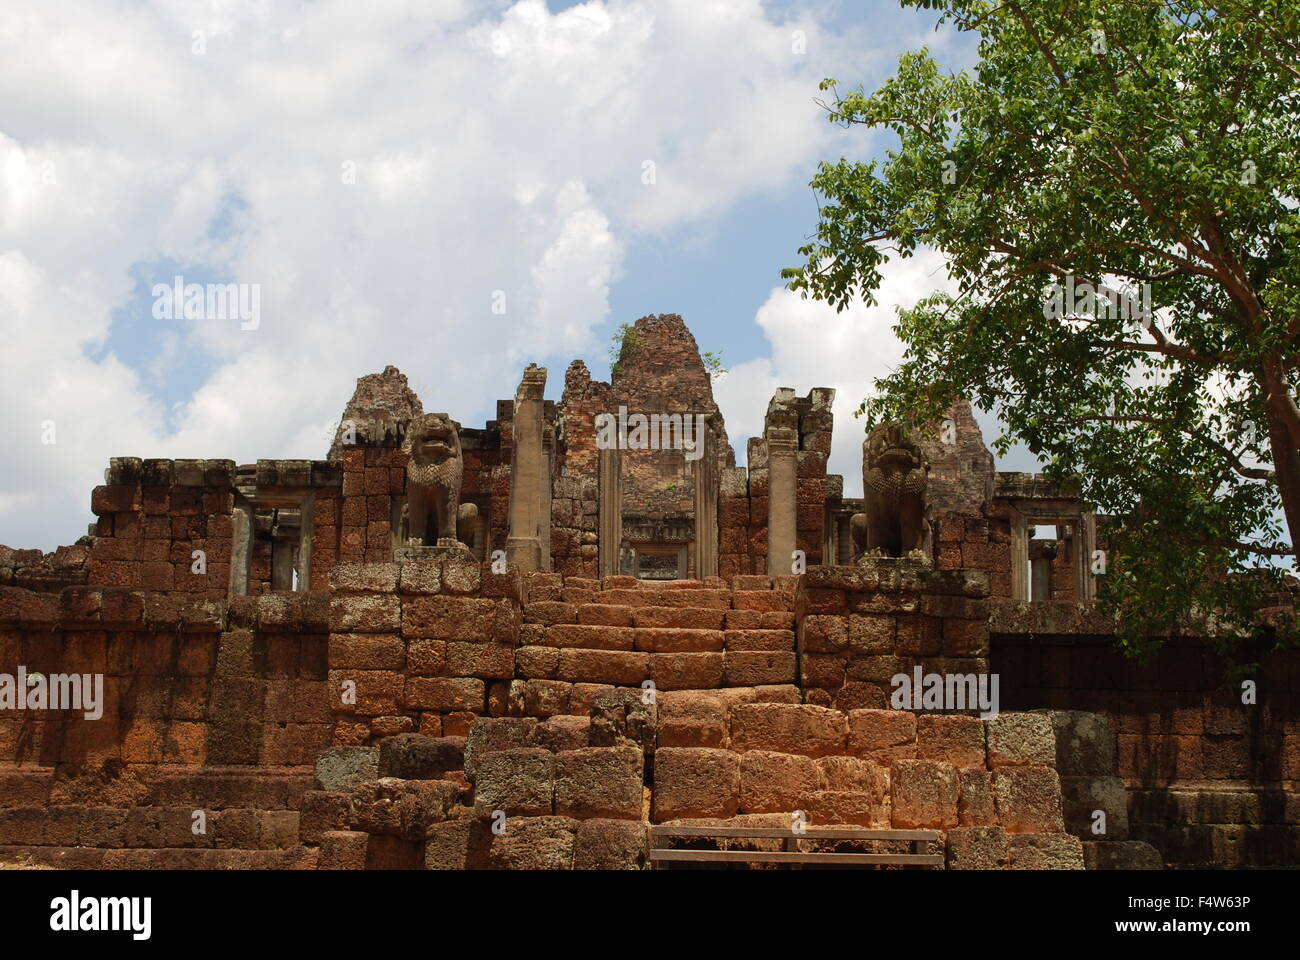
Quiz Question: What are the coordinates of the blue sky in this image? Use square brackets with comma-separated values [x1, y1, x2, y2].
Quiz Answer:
[0, 0, 1030, 552]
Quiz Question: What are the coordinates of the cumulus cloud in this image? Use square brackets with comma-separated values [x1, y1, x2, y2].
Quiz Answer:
[0, 0, 875, 549]
[714, 247, 963, 497]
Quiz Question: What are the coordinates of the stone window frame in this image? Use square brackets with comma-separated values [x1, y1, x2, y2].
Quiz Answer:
[631, 543, 690, 580]
[1007, 500, 1096, 603]
[230, 487, 315, 596]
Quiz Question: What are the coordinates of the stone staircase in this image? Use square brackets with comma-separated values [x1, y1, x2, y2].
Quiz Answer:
[516, 574, 799, 697]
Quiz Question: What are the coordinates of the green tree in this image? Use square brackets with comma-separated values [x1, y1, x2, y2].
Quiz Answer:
[784, 0, 1300, 660]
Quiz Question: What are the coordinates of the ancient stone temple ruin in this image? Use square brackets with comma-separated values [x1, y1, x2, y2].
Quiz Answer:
[0, 314, 1295, 869]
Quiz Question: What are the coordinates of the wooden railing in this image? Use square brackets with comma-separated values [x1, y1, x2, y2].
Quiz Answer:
[649, 825, 943, 868]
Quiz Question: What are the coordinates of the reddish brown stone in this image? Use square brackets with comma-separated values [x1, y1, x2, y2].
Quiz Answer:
[652, 748, 740, 821]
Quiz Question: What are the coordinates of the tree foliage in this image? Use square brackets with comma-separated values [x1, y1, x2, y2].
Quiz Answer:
[609, 322, 645, 378]
[784, 0, 1300, 661]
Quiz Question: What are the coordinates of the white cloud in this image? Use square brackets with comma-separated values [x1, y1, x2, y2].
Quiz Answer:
[527, 180, 622, 357]
[715, 247, 961, 497]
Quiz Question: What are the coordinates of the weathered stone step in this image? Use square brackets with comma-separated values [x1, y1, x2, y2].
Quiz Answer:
[729, 590, 794, 612]
[0, 763, 313, 809]
[515, 646, 797, 689]
[631, 578, 729, 591]
[631, 606, 726, 629]
[522, 601, 795, 630]
[631, 628, 724, 653]
[587, 576, 737, 591]
[724, 629, 795, 651]
[0, 844, 317, 870]
[538, 624, 796, 657]
[590, 589, 733, 609]
[541, 624, 638, 651]
[721, 608, 795, 630]
[0, 804, 302, 850]
[524, 574, 788, 603]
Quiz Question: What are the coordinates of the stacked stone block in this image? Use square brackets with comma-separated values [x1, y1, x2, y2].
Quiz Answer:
[338, 447, 404, 564]
[1034, 709, 1164, 869]
[793, 389, 835, 567]
[305, 697, 1090, 870]
[327, 558, 523, 745]
[0, 588, 331, 771]
[795, 560, 991, 712]
[307, 695, 653, 870]
[88, 457, 238, 598]
[0, 543, 90, 592]
[718, 467, 755, 578]
[935, 511, 1012, 601]
[515, 573, 799, 702]
[993, 599, 1300, 866]
[549, 476, 599, 579]
[0, 585, 332, 868]
[649, 698, 1085, 869]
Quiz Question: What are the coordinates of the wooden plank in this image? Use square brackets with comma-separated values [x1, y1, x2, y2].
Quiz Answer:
[649, 825, 939, 841]
[649, 849, 943, 866]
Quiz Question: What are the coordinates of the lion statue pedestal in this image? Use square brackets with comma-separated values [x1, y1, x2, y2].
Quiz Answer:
[395, 539, 476, 563]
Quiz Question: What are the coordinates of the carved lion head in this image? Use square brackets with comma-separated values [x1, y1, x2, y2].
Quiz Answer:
[403, 413, 461, 465]
[864, 422, 925, 473]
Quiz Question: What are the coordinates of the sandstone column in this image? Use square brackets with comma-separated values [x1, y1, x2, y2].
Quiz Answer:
[1030, 548, 1052, 602]
[271, 534, 295, 591]
[1078, 510, 1098, 601]
[766, 425, 798, 577]
[298, 492, 314, 590]
[473, 511, 489, 562]
[1009, 506, 1030, 602]
[506, 364, 548, 573]
[541, 422, 554, 572]
[693, 415, 719, 579]
[228, 499, 253, 596]
[598, 445, 622, 577]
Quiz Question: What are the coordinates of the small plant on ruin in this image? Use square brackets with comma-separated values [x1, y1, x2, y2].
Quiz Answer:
[609, 322, 645, 377]
[702, 349, 728, 382]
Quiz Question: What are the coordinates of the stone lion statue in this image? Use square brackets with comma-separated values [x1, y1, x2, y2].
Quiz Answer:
[854, 422, 929, 558]
[402, 413, 464, 545]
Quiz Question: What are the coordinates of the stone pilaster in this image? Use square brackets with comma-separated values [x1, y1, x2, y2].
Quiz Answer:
[506, 364, 548, 573]
[229, 498, 253, 596]
[598, 445, 622, 577]
[540, 421, 554, 572]
[766, 424, 798, 577]
[693, 415, 719, 578]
